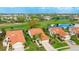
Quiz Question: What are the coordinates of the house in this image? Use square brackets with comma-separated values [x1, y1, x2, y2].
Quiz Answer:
[49, 27, 70, 40]
[69, 24, 79, 35]
[43, 16, 52, 20]
[3, 30, 25, 51]
[69, 27, 79, 35]
[72, 15, 79, 19]
[28, 28, 56, 51]
[49, 27, 77, 46]
[74, 24, 79, 27]
[28, 28, 49, 42]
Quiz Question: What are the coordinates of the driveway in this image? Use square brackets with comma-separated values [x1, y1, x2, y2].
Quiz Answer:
[42, 42, 57, 51]
[67, 45, 79, 51]
[65, 40, 76, 47]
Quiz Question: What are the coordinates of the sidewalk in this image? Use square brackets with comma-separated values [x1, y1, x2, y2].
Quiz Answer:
[66, 45, 79, 51]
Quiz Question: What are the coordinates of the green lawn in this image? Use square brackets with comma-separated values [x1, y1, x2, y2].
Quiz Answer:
[52, 38, 68, 48]
[0, 23, 30, 31]
[48, 34, 68, 49]
[71, 35, 79, 45]
[0, 19, 74, 31]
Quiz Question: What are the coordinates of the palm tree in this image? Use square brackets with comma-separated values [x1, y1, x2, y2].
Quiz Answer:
[28, 19, 39, 28]
[33, 33, 41, 42]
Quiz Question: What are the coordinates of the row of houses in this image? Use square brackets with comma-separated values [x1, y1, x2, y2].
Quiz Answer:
[2, 24, 79, 51]
[0, 14, 77, 21]
[0, 14, 31, 23]
[3, 28, 55, 51]
[49, 24, 79, 46]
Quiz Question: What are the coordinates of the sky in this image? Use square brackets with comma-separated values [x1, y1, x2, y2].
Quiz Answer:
[0, 7, 79, 14]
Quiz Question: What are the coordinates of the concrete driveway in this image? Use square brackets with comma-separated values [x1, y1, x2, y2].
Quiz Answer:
[67, 45, 79, 51]
[65, 40, 76, 47]
[42, 42, 57, 51]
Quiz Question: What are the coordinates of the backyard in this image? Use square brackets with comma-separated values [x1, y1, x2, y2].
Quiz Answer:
[71, 35, 79, 45]
[48, 34, 69, 50]
[24, 32, 45, 51]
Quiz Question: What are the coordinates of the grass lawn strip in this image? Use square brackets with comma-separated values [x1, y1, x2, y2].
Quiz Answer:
[71, 35, 79, 45]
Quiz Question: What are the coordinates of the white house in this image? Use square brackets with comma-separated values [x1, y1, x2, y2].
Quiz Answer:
[3, 30, 25, 51]
[49, 27, 70, 40]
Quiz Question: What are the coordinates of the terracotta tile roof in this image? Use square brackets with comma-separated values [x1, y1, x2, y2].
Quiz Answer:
[40, 33, 49, 41]
[49, 27, 69, 37]
[29, 28, 49, 41]
[6, 30, 25, 45]
[73, 16, 79, 19]
[71, 27, 79, 34]
[29, 28, 43, 36]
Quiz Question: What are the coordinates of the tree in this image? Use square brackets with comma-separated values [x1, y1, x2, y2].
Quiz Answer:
[33, 33, 41, 42]
[17, 15, 26, 22]
[28, 19, 39, 28]
[0, 29, 6, 41]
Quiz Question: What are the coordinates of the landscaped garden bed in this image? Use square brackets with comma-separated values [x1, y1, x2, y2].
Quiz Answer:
[71, 35, 79, 45]
[48, 34, 69, 51]
[24, 32, 45, 51]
